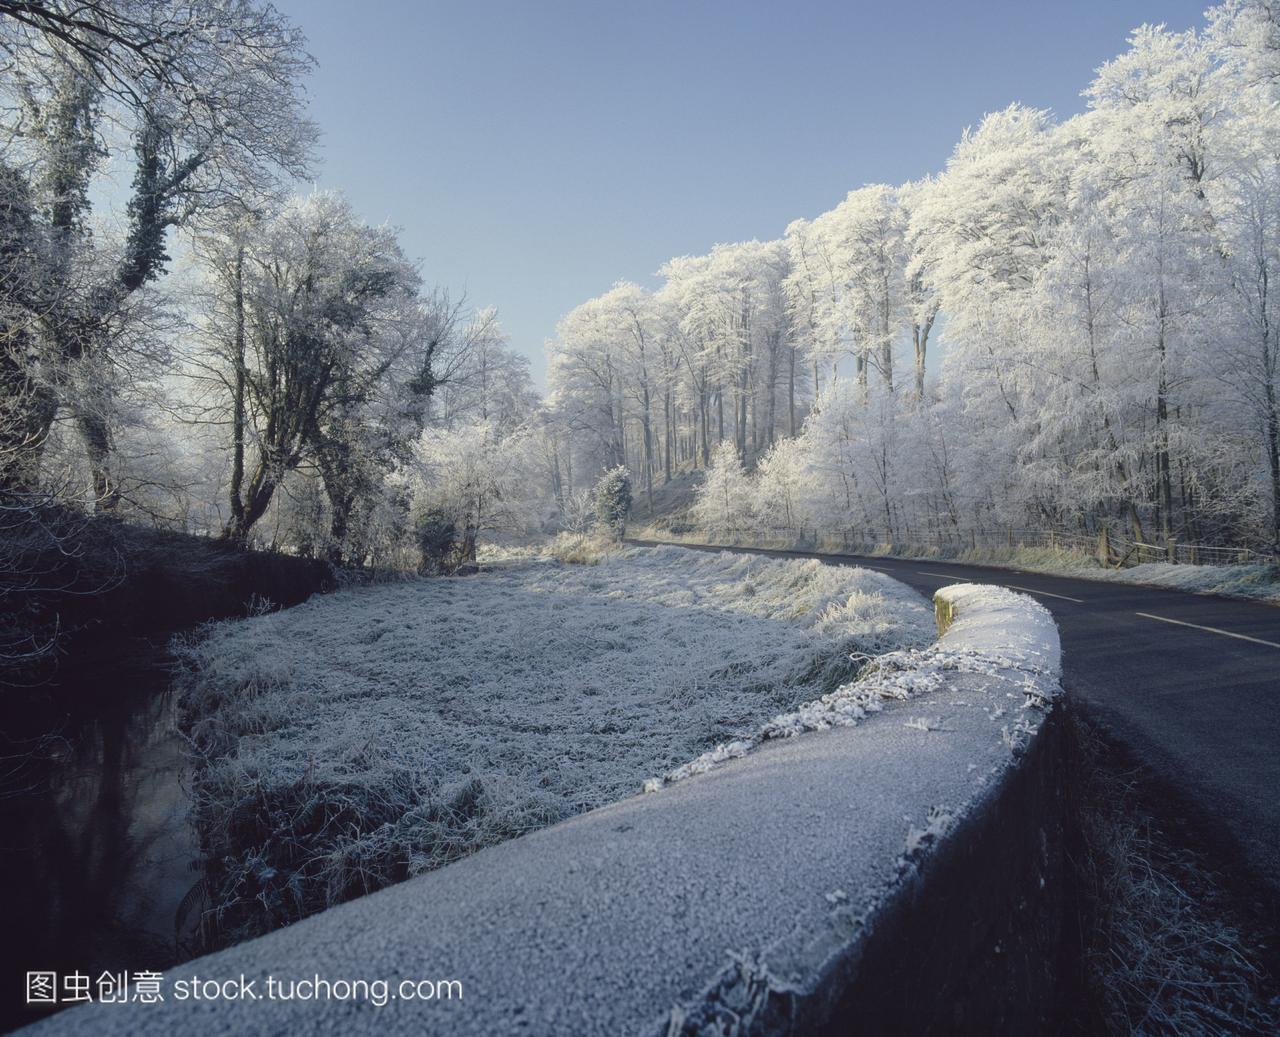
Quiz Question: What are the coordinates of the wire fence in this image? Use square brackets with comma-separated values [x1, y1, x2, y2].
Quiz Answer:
[659, 524, 1274, 570]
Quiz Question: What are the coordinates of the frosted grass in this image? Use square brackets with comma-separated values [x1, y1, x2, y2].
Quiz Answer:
[177, 545, 932, 940]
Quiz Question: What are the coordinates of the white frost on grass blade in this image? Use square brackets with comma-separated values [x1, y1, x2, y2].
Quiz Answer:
[177, 545, 931, 939]
[1090, 560, 1280, 602]
[647, 582, 1061, 791]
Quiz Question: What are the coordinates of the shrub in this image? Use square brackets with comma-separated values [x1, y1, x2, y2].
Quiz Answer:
[414, 508, 461, 574]
[547, 531, 607, 565]
[594, 466, 632, 540]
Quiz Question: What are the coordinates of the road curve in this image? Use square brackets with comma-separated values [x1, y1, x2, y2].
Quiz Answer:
[629, 539, 1280, 899]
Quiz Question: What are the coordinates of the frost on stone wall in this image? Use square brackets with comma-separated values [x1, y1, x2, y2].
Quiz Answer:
[646, 582, 1061, 791]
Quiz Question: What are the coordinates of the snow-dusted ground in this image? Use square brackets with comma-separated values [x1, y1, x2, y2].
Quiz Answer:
[932, 551, 1280, 603]
[894, 544, 1280, 603]
[1074, 559, 1280, 601]
[176, 545, 933, 936]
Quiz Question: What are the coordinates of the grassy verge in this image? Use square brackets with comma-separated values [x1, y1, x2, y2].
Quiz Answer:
[176, 546, 934, 946]
[629, 526, 1280, 605]
[1067, 713, 1280, 1035]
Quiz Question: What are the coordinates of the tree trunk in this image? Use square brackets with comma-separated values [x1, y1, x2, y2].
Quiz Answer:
[642, 410, 654, 515]
[1155, 297, 1174, 544]
[223, 463, 277, 545]
[913, 311, 935, 400]
[72, 115, 180, 501]
[880, 284, 893, 392]
[77, 409, 119, 511]
[0, 341, 60, 493]
[787, 344, 797, 437]
[766, 373, 776, 448]
[228, 247, 247, 531]
[326, 491, 355, 565]
[1265, 353, 1280, 546]
[700, 390, 710, 466]
[663, 389, 673, 483]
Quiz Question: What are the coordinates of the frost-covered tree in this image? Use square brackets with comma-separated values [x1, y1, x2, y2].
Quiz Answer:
[579, 282, 663, 514]
[554, 1, 1280, 551]
[1210, 94, 1280, 543]
[809, 185, 907, 391]
[0, 0, 316, 507]
[408, 421, 540, 568]
[430, 307, 537, 433]
[546, 238, 796, 520]
[752, 436, 812, 533]
[206, 193, 427, 549]
[547, 295, 625, 473]
[691, 441, 752, 535]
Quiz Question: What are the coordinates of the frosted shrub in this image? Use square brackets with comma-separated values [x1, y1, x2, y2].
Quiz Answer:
[594, 465, 632, 540]
[560, 488, 596, 534]
[692, 442, 752, 535]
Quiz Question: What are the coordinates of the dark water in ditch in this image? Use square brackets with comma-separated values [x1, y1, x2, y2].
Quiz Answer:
[0, 639, 203, 1033]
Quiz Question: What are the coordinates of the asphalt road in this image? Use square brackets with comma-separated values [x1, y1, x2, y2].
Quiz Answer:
[631, 539, 1280, 898]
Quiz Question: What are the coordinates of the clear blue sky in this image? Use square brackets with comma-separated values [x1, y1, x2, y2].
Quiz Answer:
[276, 0, 1211, 386]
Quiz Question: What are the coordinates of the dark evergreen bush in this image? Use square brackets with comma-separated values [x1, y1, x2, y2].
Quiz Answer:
[594, 466, 632, 541]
